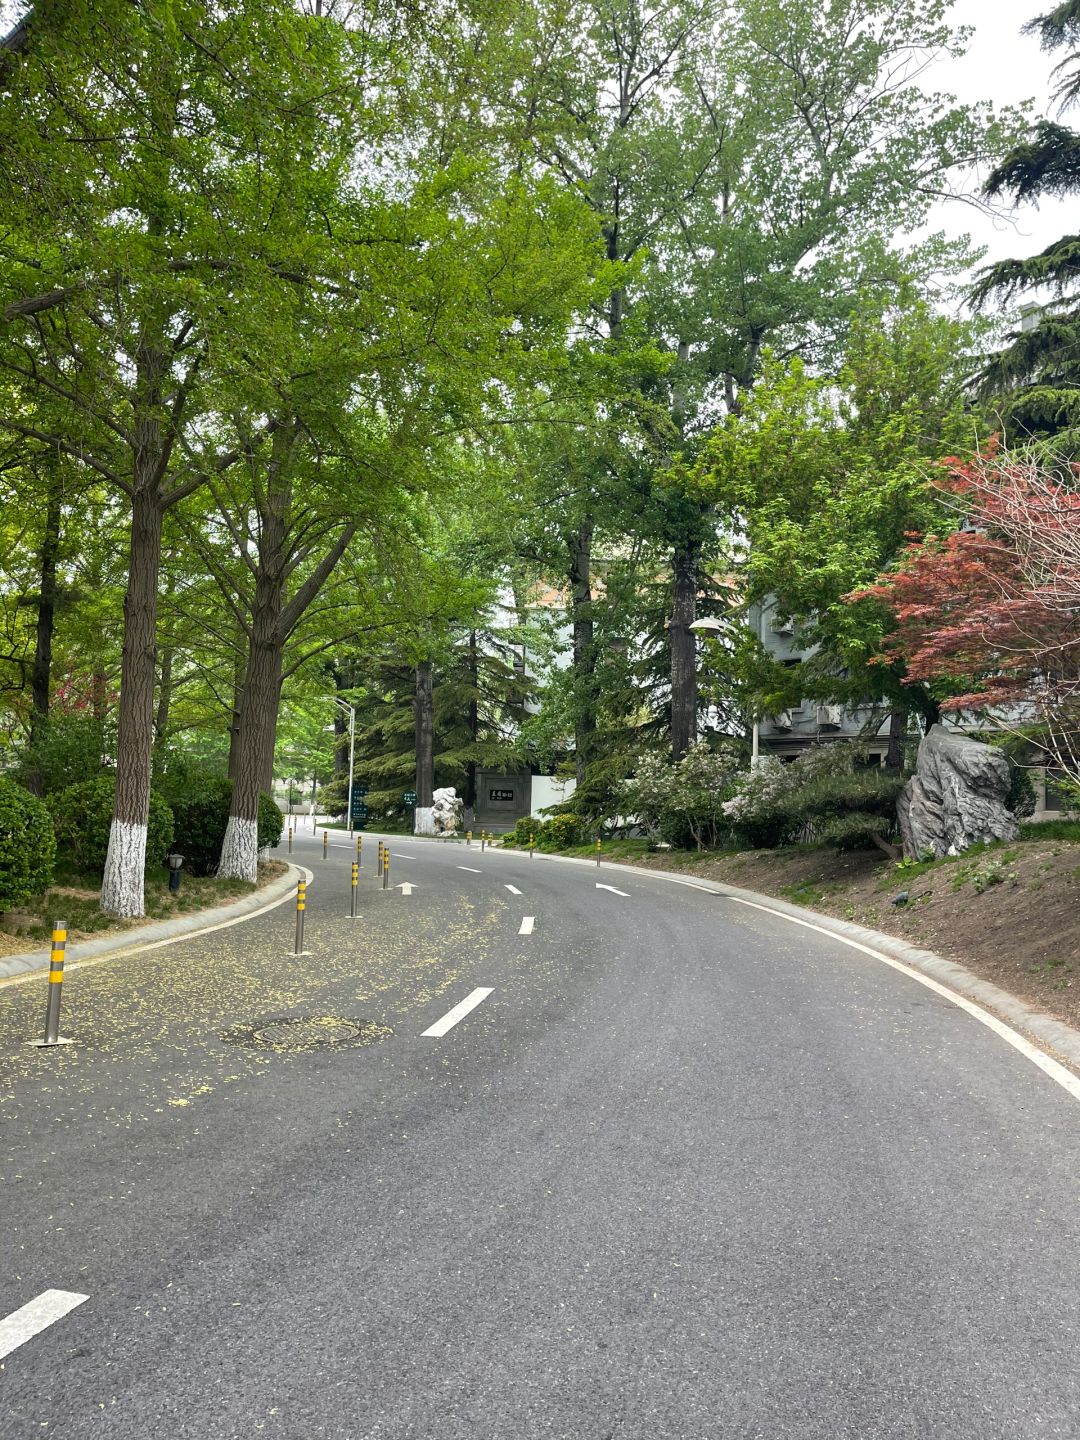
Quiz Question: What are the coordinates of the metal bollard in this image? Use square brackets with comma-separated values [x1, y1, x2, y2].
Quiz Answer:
[377, 840, 384, 877]
[287, 825, 293, 854]
[294, 881, 306, 954]
[480, 831, 486, 853]
[356, 834, 362, 867]
[530, 832, 535, 858]
[596, 838, 602, 866]
[322, 829, 328, 861]
[350, 861, 358, 918]
[36, 920, 67, 1047]
[382, 853, 389, 890]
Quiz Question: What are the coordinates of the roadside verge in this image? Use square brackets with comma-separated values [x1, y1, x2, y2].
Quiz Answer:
[0, 864, 303, 984]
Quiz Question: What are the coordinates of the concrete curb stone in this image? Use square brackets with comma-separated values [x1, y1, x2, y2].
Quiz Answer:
[0, 863, 302, 982]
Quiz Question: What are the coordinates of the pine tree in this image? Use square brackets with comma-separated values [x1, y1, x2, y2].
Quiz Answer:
[973, 1, 1080, 435]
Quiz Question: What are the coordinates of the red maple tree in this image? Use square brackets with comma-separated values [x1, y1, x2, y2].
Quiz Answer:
[856, 445, 1080, 787]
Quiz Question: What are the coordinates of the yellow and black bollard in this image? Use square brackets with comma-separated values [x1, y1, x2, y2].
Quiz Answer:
[34, 920, 68, 1047]
[294, 881, 306, 954]
[350, 861, 359, 918]
[529, 832, 535, 858]
[377, 840, 384, 878]
[356, 834, 362, 867]
[382, 852, 390, 891]
[596, 837, 602, 866]
[322, 829, 328, 861]
[287, 825, 293, 854]
[480, 830, 486, 854]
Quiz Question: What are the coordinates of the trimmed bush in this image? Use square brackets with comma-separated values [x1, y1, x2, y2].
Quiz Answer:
[158, 774, 283, 875]
[725, 743, 904, 851]
[539, 811, 581, 850]
[258, 791, 285, 849]
[0, 778, 57, 911]
[49, 775, 174, 874]
[20, 713, 114, 796]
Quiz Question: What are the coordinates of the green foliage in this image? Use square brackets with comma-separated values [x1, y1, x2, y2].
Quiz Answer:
[725, 744, 904, 851]
[0, 778, 56, 911]
[540, 812, 582, 851]
[1019, 818, 1080, 841]
[50, 777, 173, 874]
[158, 775, 282, 874]
[623, 742, 742, 850]
[20, 713, 113, 796]
[1005, 762, 1038, 819]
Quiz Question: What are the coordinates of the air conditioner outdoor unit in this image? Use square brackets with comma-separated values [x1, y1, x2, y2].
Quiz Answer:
[817, 705, 843, 729]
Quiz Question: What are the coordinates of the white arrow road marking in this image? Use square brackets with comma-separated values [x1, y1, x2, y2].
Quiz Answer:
[391, 852, 415, 859]
[596, 883, 630, 897]
[519, 916, 535, 935]
[395, 883, 417, 895]
[457, 866, 482, 873]
[421, 987, 494, 1037]
[504, 884, 522, 896]
[0, 1290, 88, 1362]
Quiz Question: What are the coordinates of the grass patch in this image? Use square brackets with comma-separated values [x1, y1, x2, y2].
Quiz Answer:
[1019, 819, 1080, 842]
[779, 880, 838, 907]
[2, 866, 265, 942]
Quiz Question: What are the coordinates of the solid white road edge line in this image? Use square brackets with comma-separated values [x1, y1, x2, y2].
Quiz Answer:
[519, 917, 535, 935]
[457, 866, 482, 873]
[728, 896, 1080, 1105]
[505, 884, 522, 896]
[0, 1290, 88, 1362]
[421, 987, 494, 1038]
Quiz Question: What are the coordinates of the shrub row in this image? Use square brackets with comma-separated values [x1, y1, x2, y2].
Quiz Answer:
[0, 772, 285, 913]
[509, 811, 584, 851]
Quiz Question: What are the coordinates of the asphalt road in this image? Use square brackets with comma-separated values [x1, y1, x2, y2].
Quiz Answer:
[1, 828, 1079, 1439]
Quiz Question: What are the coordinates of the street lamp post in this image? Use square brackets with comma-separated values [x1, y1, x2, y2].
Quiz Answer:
[332, 697, 356, 835]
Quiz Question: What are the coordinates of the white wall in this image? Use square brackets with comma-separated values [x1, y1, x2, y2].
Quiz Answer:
[531, 776, 577, 817]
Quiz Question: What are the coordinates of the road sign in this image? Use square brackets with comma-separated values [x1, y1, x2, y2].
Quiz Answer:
[402, 790, 417, 805]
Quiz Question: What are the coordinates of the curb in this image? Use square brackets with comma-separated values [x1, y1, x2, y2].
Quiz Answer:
[495, 842, 1080, 1078]
[0, 864, 303, 983]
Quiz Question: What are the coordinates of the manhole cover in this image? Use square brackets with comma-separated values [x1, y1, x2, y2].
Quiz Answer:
[220, 1015, 392, 1052]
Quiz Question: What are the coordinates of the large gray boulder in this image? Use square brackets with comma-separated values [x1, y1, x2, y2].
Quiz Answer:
[898, 724, 1017, 859]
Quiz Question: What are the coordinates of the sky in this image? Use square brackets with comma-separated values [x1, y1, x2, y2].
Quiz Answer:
[925, 0, 1068, 291]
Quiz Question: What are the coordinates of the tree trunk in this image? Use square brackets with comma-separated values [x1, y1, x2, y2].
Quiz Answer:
[464, 630, 478, 811]
[26, 465, 63, 794]
[101, 483, 163, 915]
[670, 537, 699, 762]
[219, 428, 290, 881]
[227, 652, 246, 782]
[413, 659, 434, 835]
[569, 518, 595, 787]
[219, 626, 282, 881]
[885, 708, 906, 771]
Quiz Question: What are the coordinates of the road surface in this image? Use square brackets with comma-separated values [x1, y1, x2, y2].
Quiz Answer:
[1, 828, 1078, 1438]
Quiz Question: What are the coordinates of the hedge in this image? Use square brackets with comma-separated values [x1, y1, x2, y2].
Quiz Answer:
[0, 778, 56, 911]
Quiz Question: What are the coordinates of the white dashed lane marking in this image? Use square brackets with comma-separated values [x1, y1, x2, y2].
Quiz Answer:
[421, 988, 494, 1038]
[505, 884, 522, 896]
[519, 917, 535, 935]
[0, 1290, 88, 1362]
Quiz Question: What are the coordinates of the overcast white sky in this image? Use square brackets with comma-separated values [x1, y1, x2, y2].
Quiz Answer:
[925, 0, 1068, 292]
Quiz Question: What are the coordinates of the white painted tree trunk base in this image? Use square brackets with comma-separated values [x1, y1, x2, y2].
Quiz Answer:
[217, 815, 259, 883]
[101, 820, 148, 917]
[413, 806, 435, 836]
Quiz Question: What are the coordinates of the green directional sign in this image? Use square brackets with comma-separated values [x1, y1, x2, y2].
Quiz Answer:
[402, 790, 417, 806]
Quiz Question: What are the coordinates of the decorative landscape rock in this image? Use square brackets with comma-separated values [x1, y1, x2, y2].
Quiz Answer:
[897, 724, 1017, 859]
[431, 787, 462, 837]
